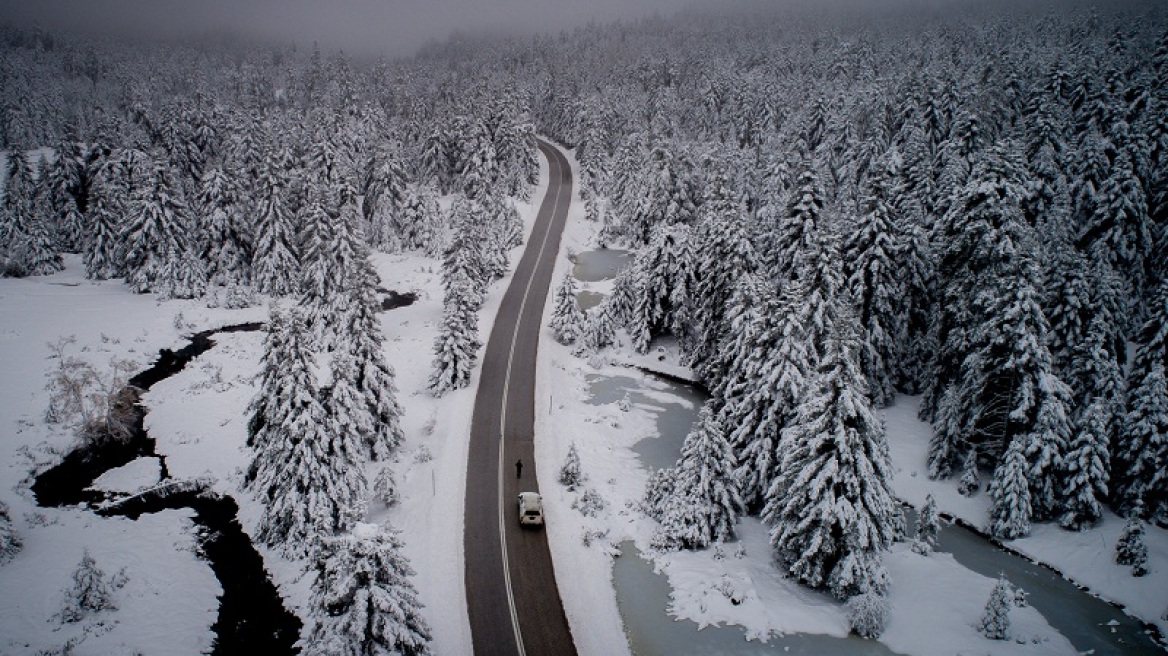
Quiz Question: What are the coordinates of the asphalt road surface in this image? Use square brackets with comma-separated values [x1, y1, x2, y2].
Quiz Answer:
[463, 140, 578, 656]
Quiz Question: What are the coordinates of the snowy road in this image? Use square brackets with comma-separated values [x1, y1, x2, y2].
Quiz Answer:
[463, 140, 577, 656]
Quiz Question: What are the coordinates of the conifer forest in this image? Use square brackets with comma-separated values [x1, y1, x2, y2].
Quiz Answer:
[1, 0, 1167, 653]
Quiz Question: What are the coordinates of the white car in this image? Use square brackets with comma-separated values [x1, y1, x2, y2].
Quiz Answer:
[517, 492, 544, 526]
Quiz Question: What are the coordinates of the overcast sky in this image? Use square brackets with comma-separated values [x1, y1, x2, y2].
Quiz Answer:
[0, 0, 714, 56]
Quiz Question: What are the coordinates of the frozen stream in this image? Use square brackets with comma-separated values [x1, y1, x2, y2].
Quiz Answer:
[585, 372, 1166, 655]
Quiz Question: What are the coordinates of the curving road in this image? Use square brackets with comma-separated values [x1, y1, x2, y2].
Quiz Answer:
[463, 140, 578, 656]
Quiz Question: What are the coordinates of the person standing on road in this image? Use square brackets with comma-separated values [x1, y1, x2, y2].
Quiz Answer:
[516, 459, 523, 479]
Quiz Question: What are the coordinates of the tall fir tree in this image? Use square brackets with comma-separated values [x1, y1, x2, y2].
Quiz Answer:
[251, 149, 299, 297]
[550, 271, 586, 346]
[305, 523, 432, 656]
[988, 437, 1033, 539]
[765, 311, 896, 600]
[652, 403, 744, 550]
[429, 272, 481, 396]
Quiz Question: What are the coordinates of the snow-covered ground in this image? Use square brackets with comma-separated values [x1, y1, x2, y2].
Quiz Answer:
[0, 145, 1163, 655]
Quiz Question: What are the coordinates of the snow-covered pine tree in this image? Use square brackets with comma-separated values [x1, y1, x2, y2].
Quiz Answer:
[299, 191, 344, 345]
[251, 149, 299, 297]
[988, 437, 1033, 539]
[82, 164, 126, 280]
[323, 349, 374, 468]
[688, 207, 757, 381]
[158, 243, 208, 300]
[912, 494, 940, 556]
[1060, 392, 1112, 530]
[305, 523, 432, 656]
[654, 403, 744, 549]
[765, 310, 896, 599]
[398, 183, 443, 255]
[894, 215, 934, 395]
[927, 149, 1068, 489]
[979, 575, 1013, 640]
[766, 163, 824, 285]
[1081, 150, 1153, 309]
[246, 303, 290, 448]
[428, 272, 481, 396]
[251, 306, 368, 555]
[18, 216, 64, 276]
[841, 166, 903, 408]
[343, 254, 405, 461]
[550, 272, 586, 345]
[579, 303, 616, 354]
[60, 550, 116, 623]
[1115, 504, 1150, 576]
[720, 277, 809, 510]
[559, 443, 585, 491]
[1115, 360, 1168, 522]
[957, 447, 981, 496]
[122, 157, 190, 294]
[198, 166, 251, 288]
[0, 499, 22, 565]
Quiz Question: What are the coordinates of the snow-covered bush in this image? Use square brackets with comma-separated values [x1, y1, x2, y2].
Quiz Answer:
[978, 576, 1013, 640]
[43, 337, 139, 445]
[642, 467, 675, 521]
[59, 550, 119, 623]
[571, 488, 606, 517]
[374, 467, 398, 507]
[957, 449, 980, 497]
[1115, 511, 1149, 577]
[911, 494, 940, 556]
[558, 443, 585, 490]
[847, 591, 890, 639]
[0, 499, 22, 565]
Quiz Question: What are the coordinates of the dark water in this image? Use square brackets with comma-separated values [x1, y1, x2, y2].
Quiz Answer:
[32, 322, 302, 655]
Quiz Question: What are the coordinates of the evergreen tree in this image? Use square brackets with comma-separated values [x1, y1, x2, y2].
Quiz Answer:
[979, 575, 1013, 640]
[841, 166, 903, 408]
[688, 208, 757, 380]
[122, 157, 189, 294]
[1115, 505, 1150, 577]
[248, 308, 366, 555]
[199, 166, 251, 287]
[957, 448, 981, 497]
[912, 494, 940, 556]
[1081, 150, 1153, 308]
[653, 403, 744, 549]
[895, 216, 934, 394]
[1060, 394, 1111, 530]
[558, 443, 585, 491]
[768, 165, 825, 284]
[344, 255, 406, 460]
[428, 273, 481, 396]
[1115, 361, 1168, 521]
[765, 312, 896, 600]
[988, 437, 1033, 539]
[550, 272, 586, 345]
[60, 550, 116, 623]
[251, 150, 299, 297]
[19, 216, 64, 275]
[723, 279, 810, 509]
[305, 523, 432, 656]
